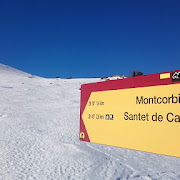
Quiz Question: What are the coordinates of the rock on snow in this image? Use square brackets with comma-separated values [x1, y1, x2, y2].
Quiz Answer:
[0, 63, 180, 180]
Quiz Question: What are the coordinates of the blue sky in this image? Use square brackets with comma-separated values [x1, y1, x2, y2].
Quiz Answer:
[0, 0, 179, 78]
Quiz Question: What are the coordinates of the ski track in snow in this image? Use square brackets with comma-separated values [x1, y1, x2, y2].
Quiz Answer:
[0, 64, 180, 180]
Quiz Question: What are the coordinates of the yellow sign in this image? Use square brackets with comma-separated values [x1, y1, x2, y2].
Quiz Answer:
[82, 83, 180, 157]
[160, 73, 170, 79]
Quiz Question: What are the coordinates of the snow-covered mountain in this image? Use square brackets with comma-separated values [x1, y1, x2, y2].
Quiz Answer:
[0, 64, 180, 180]
[0, 63, 30, 76]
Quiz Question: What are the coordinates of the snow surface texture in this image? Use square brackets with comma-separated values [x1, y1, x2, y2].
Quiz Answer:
[0, 63, 180, 180]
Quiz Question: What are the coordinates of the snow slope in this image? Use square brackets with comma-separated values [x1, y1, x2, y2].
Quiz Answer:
[0, 64, 180, 180]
